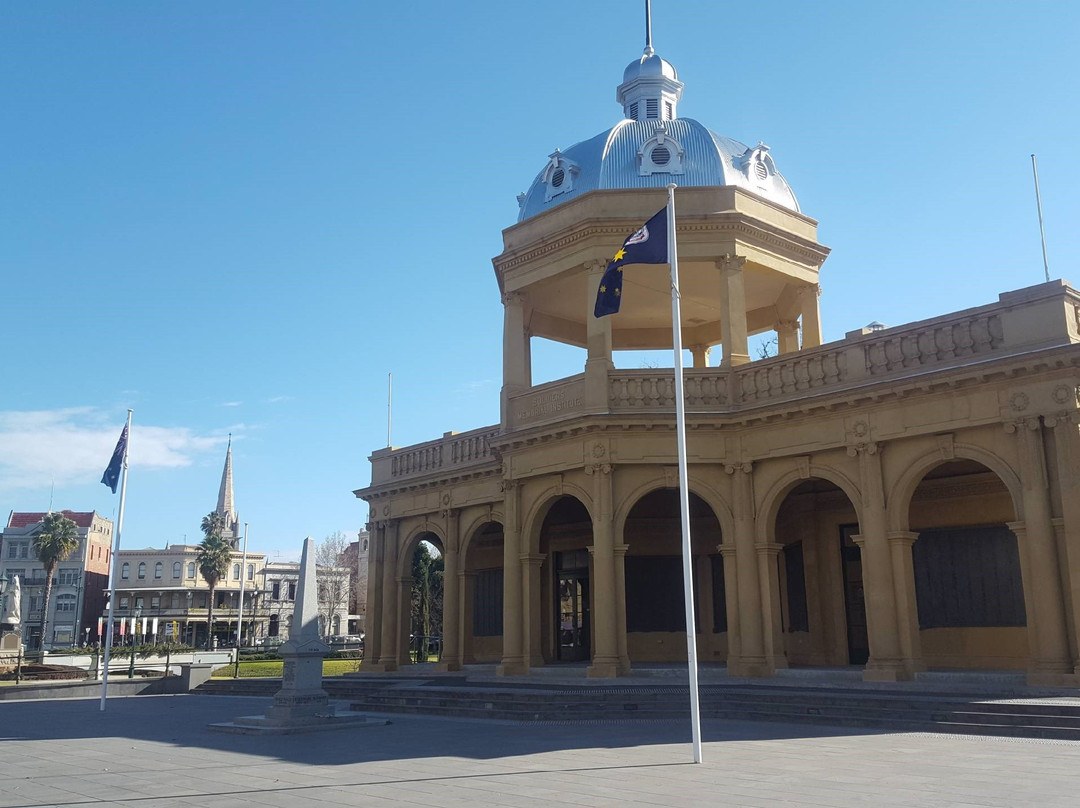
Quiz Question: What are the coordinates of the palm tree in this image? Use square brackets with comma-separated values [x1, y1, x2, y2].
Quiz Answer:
[196, 512, 232, 650]
[32, 513, 80, 650]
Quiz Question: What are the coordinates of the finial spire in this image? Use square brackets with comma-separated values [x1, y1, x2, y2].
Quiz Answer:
[644, 0, 654, 55]
[216, 436, 237, 539]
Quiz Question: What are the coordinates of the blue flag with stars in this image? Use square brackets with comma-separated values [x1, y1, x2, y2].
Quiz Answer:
[101, 424, 128, 494]
[593, 207, 668, 317]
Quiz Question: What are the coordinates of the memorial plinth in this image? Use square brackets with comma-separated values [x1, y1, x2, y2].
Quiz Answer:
[210, 537, 384, 735]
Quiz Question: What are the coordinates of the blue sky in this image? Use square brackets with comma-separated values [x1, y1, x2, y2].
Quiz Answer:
[3, 2, 1078, 561]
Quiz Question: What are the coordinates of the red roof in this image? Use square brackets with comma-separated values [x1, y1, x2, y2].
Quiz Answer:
[7, 510, 98, 529]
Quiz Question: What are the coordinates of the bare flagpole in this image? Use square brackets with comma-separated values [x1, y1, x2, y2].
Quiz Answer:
[666, 183, 703, 763]
[1031, 154, 1050, 283]
[387, 372, 393, 448]
[100, 409, 133, 712]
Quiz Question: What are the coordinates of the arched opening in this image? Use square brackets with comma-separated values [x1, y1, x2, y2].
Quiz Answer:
[268, 614, 280, 637]
[399, 531, 444, 664]
[536, 496, 593, 664]
[773, 478, 863, 666]
[908, 459, 1025, 670]
[621, 489, 723, 663]
[461, 521, 504, 664]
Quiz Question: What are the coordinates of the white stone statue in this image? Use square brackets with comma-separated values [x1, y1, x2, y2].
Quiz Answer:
[5, 575, 21, 626]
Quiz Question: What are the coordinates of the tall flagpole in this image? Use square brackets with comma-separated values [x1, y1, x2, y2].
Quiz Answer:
[666, 183, 703, 764]
[1031, 154, 1050, 283]
[100, 409, 133, 712]
[387, 372, 393, 448]
[236, 522, 250, 647]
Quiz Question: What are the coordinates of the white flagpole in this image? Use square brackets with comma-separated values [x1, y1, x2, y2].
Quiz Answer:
[666, 183, 703, 763]
[100, 409, 133, 712]
[236, 522, 249, 647]
[1031, 154, 1050, 283]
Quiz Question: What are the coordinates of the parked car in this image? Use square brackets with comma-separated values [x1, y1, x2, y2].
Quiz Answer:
[328, 634, 364, 650]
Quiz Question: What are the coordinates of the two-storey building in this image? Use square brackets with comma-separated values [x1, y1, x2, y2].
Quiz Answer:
[355, 29, 1080, 687]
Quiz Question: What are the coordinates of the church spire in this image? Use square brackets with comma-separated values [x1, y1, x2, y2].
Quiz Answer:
[216, 435, 237, 538]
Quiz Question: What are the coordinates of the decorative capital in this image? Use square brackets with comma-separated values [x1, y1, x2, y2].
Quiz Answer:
[585, 462, 612, 476]
[1003, 416, 1040, 434]
[796, 283, 822, 300]
[716, 254, 747, 272]
[886, 530, 919, 547]
[501, 290, 525, 306]
[717, 543, 738, 557]
[846, 441, 880, 458]
[501, 478, 519, 493]
[755, 542, 784, 556]
[724, 462, 752, 475]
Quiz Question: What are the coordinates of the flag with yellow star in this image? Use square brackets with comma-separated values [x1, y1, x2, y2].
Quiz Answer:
[593, 207, 668, 317]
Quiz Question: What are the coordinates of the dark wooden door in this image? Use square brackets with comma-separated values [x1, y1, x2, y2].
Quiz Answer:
[839, 525, 869, 665]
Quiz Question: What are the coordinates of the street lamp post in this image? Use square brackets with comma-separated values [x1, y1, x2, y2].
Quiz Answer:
[127, 606, 142, 678]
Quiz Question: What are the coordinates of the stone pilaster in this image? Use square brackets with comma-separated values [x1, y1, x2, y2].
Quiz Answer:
[497, 479, 527, 675]
[1006, 416, 1073, 685]
[726, 463, 770, 676]
[887, 530, 925, 673]
[718, 543, 741, 663]
[364, 517, 384, 666]
[521, 553, 546, 668]
[613, 543, 631, 675]
[850, 442, 909, 681]
[689, 344, 711, 368]
[373, 519, 400, 671]
[436, 508, 461, 671]
[718, 255, 750, 367]
[757, 541, 788, 669]
[1045, 408, 1080, 676]
[586, 458, 619, 677]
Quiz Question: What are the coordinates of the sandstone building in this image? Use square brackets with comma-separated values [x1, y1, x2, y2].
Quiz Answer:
[355, 33, 1080, 686]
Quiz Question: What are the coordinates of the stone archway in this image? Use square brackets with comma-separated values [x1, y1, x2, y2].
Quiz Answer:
[459, 520, 504, 664]
[905, 459, 1027, 671]
[531, 495, 593, 666]
[395, 527, 445, 666]
[620, 488, 724, 665]
[769, 477, 864, 668]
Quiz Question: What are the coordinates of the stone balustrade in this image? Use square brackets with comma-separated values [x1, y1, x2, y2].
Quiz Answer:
[367, 281, 1080, 487]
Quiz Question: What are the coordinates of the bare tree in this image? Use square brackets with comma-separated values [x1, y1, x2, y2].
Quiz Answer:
[315, 531, 351, 639]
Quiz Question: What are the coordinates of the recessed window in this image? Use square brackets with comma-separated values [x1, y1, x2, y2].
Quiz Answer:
[233, 563, 241, 580]
[541, 149, 579, 202]
[651, 145, 671, 166]
[121, 563, 130, 580]
[665, 101, 673, 120]
[154, 562, 163, 579]
[755, 161, 768, 181]
[173, 561, 181, 578]
[646, 99, 659, 119]
[551, 168, 564, 188]
[187, 562, 196, 579]
[629, 101, 639, 121]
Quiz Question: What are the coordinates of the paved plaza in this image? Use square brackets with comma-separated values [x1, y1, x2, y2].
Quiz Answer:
[1, 694, 1078, 807]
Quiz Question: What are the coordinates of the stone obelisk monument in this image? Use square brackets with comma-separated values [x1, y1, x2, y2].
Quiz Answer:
[211, 537, 383, 734]
[265, 536, 331, 720]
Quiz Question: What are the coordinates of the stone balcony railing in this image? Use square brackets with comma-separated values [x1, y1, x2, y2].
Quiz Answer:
[366, 281, 1080, 488]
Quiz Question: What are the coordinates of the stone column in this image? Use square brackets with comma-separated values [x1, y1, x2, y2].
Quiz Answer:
[775, 321, 800, 355]
[522, 553, 546, 667]
[690, 344, 711, 369]
[364, 519, 384, 666]
[726, 463, 769, 676]
[374, 520, 400, 671]
[718, 543, 742, 663]
[798, 284, 822, 349]
[851, 443, 909, 681]
[585, 261, 614, 411]
[1046, 412, 1080, 675]
[614, 543, 631, 674]
[887, 530, 924, 672]
[1007, 417, 1072, 684]
[397, 575, 413, 664]
[497, 480, 527, 675]
[718, 255, 750, 367]
[436, 509, 461, 671]
[587, 460, 619, 677]
[501, 291, 531, 424]
[460, 570, 476, 664]
[757, 542, 788, 669]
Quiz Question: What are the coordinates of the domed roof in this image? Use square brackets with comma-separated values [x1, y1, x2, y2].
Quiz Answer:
[516, 39, 800, 223]
[516, 118, 800, 222]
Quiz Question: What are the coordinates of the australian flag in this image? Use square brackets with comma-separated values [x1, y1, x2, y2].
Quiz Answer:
[593, 207, 669, 317]
[101, 424, 128, 494]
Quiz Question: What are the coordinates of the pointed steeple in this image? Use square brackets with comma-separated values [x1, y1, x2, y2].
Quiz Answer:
[617, 0, 683, 121]
[216, 436, 237, 538]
